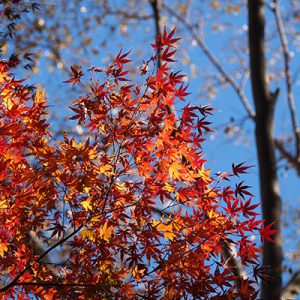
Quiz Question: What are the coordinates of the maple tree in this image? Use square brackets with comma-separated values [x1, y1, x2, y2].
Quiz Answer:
[0, 27, 274, 299]
[3, 1, 300, 298]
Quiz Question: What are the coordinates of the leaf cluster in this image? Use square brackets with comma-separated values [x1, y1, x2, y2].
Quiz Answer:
[0, 29, 271, 299]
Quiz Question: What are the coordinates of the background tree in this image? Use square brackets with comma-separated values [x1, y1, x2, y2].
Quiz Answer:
[1, 0, 300, 298]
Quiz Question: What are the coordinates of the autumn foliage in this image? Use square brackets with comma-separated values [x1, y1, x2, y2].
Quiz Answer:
[0, 28, 273, 299]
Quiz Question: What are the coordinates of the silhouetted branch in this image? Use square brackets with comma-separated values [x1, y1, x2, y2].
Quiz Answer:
[14, 282, 95, 288]
[274, 139, 300, 176]
[27, 231, 62, 278]
[0, 224, 85, 293]
[273, 0, 300, 161]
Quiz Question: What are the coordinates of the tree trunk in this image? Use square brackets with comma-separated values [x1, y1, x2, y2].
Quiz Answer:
[248, 1, 283, 299]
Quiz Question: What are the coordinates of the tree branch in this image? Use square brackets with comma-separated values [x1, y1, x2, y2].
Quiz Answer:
[27, 231, 62, 279]
[273, 0, 300, 161]
[149, 0, 175, 117]
[149, 0, 162, 68]
[281, 270, 300, 299]
[221, 240, 248, 280]
[163, 4, 256, 120]
[274, 139, 300, 176]
[0, 223, 85, 293]
[248, 1, 283, 298]
[14, 282, 95, 288]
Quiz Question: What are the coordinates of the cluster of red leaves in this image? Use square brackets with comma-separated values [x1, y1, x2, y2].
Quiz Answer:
[0, 29, 276, 299]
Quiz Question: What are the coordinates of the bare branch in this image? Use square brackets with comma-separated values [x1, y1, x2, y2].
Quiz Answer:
[107, 9, 153, 20]
[274, 139, 300, 175]
[239, 70, 250, 91]
[281, 270, 300, 299]
[221, 240, 248, 280]
[163, 4, 256, 120]
[273, 0, 300, 161]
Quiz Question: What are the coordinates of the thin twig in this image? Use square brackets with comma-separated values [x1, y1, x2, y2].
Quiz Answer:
[14, 282, 95, 288]
[239, 70, 250, 91]
[107, 9, 153, 20]
[273, 0, 300, 161]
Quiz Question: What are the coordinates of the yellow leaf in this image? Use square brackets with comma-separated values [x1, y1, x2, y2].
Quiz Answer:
[207, 210, 218, 219]
[162, 183, 175, 193]
[0, 242, 8, 257]
[99, 164, 113, 174]
[81, 228, 95, 242]
[0, 199, 7, 209]
[71, 139, 83, 150]
[164, 230, 176, 241]
[156, 136, 164, 150]
[132, 265, 146, 282]
[81, 197, 92, 211]
[155, 221, 176, 241]
[91, 215, 102, 223]
[198, 166, 212, 183]
[34, 86, 46, 104]
[87, 148, 97, 160]
[115, 182, 127, 191]
[1, 89, 14, 110]
[205, 188, 218, 198]
[99, 221, 114, 242]
[169, 162, 181, 180]
[99, 260, 111, 272]
[83, 186, 91, 194]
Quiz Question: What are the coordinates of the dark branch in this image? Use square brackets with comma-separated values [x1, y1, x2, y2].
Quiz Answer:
[149, 0, 162, 68]
[14, 282, 95, 288]
[248, 1, 283, 298]
[275, 139, 300, 176]
[0, 223, 85, 293]
[273, 0, 300, 162]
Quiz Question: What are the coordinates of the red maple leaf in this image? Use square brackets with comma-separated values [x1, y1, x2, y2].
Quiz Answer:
[232, 162, 253, 177]
[260, 222, 278, 243]
[64, 65, 83, 86]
